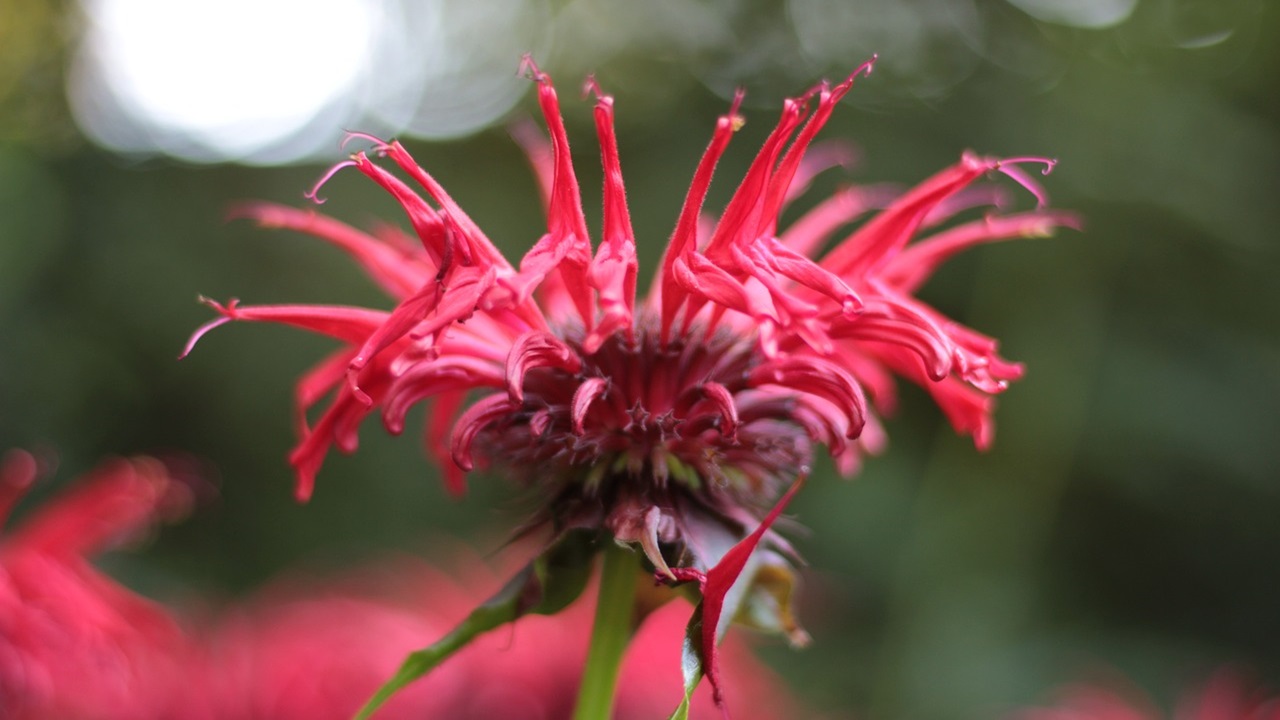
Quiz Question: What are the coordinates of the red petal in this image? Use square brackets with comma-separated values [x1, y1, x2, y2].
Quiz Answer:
[231, 202, 427, 299]
[449, 393, 517, 472]
[884, 210, 1081, 292]
[571, 377, 610, 435]
[748, 357, 867, 438]
[504, 331, 583, 403]
[181, 298, 388, 359]
[821, 153, 995, 278]
[656, 92, 744, 342]
[522, 59, 595, 330]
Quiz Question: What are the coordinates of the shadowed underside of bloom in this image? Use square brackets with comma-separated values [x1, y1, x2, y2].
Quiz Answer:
[185, 55, 1076, 712]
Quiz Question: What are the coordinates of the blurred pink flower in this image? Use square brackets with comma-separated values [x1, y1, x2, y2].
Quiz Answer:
[194, 556, 800, 720]
[1013, 668, 1280, 720]
[0, 450, 194, 720]
[0, 448, 800, 719]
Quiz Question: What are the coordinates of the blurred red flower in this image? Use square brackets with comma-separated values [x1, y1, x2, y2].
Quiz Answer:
[193, 556, 800, 720]
[0, 449, 800, 719]
[0, 450, 194, 720]
[1012, 668, 1280, 720]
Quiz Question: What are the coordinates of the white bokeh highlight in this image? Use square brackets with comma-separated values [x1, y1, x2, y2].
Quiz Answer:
[69, 0, 546, 164]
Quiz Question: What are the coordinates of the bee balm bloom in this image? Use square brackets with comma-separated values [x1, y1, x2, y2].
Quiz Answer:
[186, 56, 1075, 700]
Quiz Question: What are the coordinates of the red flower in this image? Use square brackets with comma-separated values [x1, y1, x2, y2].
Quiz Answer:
[1012, 668, 1280, 720]
[185, 56, 1075, 704]
[0, 450, 194, 720]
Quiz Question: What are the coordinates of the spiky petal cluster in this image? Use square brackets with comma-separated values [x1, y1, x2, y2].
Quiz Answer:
[185, 56, 1074, 648]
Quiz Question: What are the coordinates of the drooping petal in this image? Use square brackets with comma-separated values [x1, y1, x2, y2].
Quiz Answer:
[181, 298, 389, 358]
[696, 381, 740, 440]
[884, 210, 1081, 292]
[504, 330, 584, 403]
[294, 349, 357, 437]
[571, 377, 610, 435]
[450, 393, 519, 472]
[748, 357, 867, 439]
[425, 390, 469, 496]
[347, 265, 496, 393]
[383, 356, 506, 435]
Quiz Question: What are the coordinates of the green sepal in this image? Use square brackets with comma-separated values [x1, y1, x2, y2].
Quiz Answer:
[353, 530, 596, 720]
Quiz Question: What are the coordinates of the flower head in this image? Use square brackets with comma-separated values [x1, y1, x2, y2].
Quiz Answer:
[185, 56, 1075, 702]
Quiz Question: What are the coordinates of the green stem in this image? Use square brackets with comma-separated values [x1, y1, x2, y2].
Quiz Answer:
[573, 540, 638, 720]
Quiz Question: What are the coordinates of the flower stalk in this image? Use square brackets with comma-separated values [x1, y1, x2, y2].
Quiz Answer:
[573, 540, 639, 720]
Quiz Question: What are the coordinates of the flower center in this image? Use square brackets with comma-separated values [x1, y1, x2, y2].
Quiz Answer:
[475, 324, 812, 507]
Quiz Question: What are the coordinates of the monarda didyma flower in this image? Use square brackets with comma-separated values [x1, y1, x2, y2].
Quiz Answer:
[185, 56, 1075, 715]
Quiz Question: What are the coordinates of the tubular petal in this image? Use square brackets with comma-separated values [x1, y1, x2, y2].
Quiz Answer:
[450, 394, 519, 472]
[571, 377, 610, 435]
[656, 91, 744, 342]
[504, 331, 584, 403]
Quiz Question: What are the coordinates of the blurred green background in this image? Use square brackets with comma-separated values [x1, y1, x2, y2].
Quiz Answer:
[2, 0, 1277, 717]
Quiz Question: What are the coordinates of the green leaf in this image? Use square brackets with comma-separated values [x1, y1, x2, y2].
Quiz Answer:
[353, 530, 596, 719]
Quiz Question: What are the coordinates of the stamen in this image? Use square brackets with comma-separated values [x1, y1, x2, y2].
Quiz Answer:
[852, 54, 877, 81]
[304, 159, 359, 205]
[728, 88, 746, 131]
[518, 53, 548, 83]
[339, 130, 390, 154]
[995, 156, 1058, 209]
[179, 296, 239, 358]
[581, 75, 609, 104]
